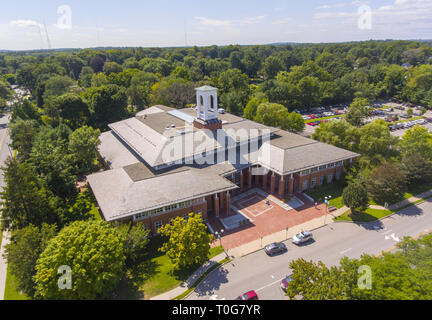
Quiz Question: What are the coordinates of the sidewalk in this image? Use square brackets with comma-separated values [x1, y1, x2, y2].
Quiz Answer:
[227, 206, 348, 258]
[150, 252, 228, 300]
[0, 230, 10, 300]
[388, 189, 432, 211]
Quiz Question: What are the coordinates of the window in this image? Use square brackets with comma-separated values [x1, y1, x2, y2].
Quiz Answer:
[327, 163, 335, 168]
[311, 167, 318, 173]
[311, 178, 317, 188]
[155, 221, 163, 234]
[319, 165, 327, 171]
[336, 170, 341, 180]
[302, 180, 308, 191]
[320, 175, 325, 185]
[328, 174, 333, 183]
[301, 170, 310, 176]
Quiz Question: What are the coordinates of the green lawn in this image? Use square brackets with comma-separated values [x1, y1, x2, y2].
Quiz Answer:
[335, 208, 394, 223]
[4, 265, 30, 300]
[306, 183, 345, 209]
[117, 236, 225, 300]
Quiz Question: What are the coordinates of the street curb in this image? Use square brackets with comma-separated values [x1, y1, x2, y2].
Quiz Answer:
[181, 257, 233, 300]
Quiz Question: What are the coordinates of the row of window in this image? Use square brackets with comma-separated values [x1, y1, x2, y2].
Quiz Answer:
[134, 200, 195, 221]
[154, 211, 203, 234]
[303, 172, 341, 191]
[300, 161, 344, 176]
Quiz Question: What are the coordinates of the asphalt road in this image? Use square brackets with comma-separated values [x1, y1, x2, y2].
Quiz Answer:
[0, 114, 11, 189]
[187, 199, 432, 300]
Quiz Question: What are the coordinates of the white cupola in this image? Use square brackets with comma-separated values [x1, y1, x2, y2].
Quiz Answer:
[195, 86, 219, 122]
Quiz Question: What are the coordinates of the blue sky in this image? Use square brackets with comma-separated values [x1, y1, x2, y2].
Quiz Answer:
[1, 0, 432, 50]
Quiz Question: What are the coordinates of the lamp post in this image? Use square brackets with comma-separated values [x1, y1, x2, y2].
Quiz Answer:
[324, 196, 332, 224]
[215, 229, 228, 258]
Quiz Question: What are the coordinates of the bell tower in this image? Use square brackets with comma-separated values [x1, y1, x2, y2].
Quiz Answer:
[194, 86, 223, 131]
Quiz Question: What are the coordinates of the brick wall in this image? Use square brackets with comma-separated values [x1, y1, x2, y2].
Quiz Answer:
[130, 202, 208, 235]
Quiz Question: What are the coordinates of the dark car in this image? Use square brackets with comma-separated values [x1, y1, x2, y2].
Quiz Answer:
[236, 290, 258, 300]
[264, 242, 287, 256]
[281, 275, 293, 292]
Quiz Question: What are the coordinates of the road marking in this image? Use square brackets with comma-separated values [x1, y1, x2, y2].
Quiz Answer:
[209, 295, 226, 301]
[383, 229, 393, 235]
[377, 228, 432, 257]
[340, 248, 352, 255]
[256, 277, 285, 292]
[384, 233, 400, 242]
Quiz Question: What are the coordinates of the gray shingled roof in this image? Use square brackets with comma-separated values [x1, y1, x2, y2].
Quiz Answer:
[87, 168, 238, 221]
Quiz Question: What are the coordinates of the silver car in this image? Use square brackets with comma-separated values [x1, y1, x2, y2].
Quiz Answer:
[292, 231, 313, 245]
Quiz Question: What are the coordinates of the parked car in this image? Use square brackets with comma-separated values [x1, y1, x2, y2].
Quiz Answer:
[281, 275, 293, 293]
[264, 242, 287, 256]
[292, 231, 313, 245]
[236, 290, 258, 300]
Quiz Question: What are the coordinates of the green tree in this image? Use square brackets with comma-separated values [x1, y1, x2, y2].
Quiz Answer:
[243, 94, 268, 120]
[103, 61, 123, 75]
[159, 213, 213, 270]
[115, 223, 150, 268]
[42, 75, 75, 104]
[261, 56, 283, 79]
[34, 220, 125, 300]
[29, 126, 77, 199]
[68, 126, 101, 173]
[366, 162, 407, 205]
[254, 102, 304, 132]
[83, 84, 128, 129]
[342, 183, 369, 214]
[399, 125, 432, 161]
[313, 120, 360, 151]
[399, 154, 432, 187]
[3, 224, 57, 297]
[150, 78, 195, 109]
[53, 93, 90, 129]
[0, 157, 59, 231]
[345, 98, 369, 127]
[9, 119, 40, 159]
[286, 259, 352, 300]
[358, 120, 400, 167]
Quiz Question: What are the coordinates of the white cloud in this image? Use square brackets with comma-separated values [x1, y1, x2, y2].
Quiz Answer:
[240, 15, 266, 25]
[195, 17, 233, 27]
[272, 17, 293, 25]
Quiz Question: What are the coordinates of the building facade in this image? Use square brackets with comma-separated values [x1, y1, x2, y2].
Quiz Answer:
[88, 86, 359, 235]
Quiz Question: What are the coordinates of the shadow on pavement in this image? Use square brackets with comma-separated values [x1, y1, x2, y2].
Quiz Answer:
[192, 265, 230, 298]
